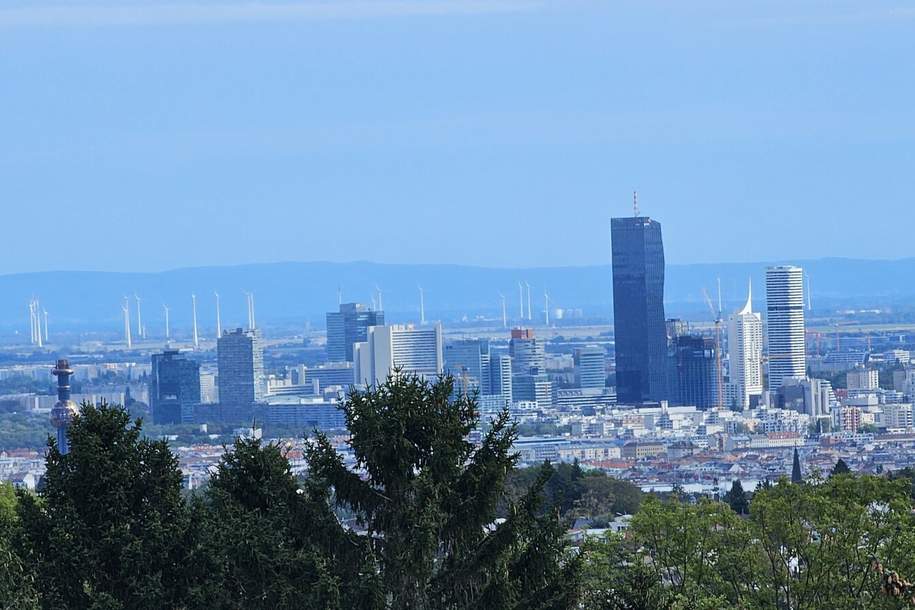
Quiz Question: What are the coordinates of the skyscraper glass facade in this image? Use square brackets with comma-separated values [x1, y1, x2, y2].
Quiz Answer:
[611, 216, 668, 404]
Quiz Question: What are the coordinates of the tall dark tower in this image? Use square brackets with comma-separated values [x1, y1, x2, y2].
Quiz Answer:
[611, 199, 668, 404]
[51, 359, 79, 455]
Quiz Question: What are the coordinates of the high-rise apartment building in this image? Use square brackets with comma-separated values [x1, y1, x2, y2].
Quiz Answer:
[766, 266, 806, 392]
[611, 215, 668, 403]
[217, 328, 266, 411]
[727, 282, 763, 410]
[150, 350, 201, 424]
[575, 346, 607, 390]
[326, 303, 385, 362]
[354, 323, 444, 386]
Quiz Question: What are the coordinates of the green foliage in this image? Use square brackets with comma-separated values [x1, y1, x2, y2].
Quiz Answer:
[15, 401, 191, 610]
[502, 461, 642, 523]
[832, 458, 852, 476]
[190, 436, 380, 610]
[306, 372, 580, 609]
[0, 412, 55, 451]
[723, 479, 749, 515]
[581, 475, 915, 610]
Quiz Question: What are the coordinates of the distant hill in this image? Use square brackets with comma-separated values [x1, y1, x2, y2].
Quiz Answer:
[1, 258, 913, 334]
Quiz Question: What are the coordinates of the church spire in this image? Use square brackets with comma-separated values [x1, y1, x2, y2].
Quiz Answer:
[791, 447, 803, 484]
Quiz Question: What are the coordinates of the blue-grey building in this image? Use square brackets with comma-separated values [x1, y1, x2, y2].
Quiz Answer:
[326, 303, 385, 362]
[575, 346, 607, 390]
[151, 350, 201, 424]
[217, 328, 265, 421]
[610, 215, 668, 404]
[670, 334, 717, 411]
[445, 338, 491, 395]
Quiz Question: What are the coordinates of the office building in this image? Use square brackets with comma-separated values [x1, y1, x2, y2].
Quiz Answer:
[354, 323, 444, 386]
[847, 367, 879, 392]
[671, 335, 718, 410]
[727, 281, 764, 410]
[217, 328, 266, 416]
[445, 339, 491, 395]
[509, 328, 545, 376]
[489, 354, 513, 407]
[150, 350, 201, 424]
[766, 266, 806, 391]
[611, 215, 668, 403]
[512, 368, 553, 409]
[574, 346, 607, 390]
[779, 377, 836, 418]
[326, 303, 384, 362]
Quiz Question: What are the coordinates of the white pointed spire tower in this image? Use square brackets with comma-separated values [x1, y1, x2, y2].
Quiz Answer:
[727, 277, 763, 410]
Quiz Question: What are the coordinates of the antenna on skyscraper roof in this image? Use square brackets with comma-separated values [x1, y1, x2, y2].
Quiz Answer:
[633, 190, 639, 217]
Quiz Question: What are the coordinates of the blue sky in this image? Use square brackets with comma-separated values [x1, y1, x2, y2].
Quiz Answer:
[1, 0, 914, 273]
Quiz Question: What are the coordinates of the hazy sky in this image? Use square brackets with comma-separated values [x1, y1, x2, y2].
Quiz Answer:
[2, 0, 914, 273]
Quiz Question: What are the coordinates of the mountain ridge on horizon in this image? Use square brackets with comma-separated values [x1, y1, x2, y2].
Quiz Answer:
[1, 257, 913, 332]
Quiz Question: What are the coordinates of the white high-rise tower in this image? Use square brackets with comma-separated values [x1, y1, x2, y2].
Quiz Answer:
[728, 279, 763, 409]
[765, 266, 806, 392]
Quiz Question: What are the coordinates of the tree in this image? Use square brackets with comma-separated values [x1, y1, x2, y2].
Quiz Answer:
[831, 458, 851, 476]
[190, 436, 381, 609]
[0, 482, 38, 610]
[724, 479, 749, 516]
[306, 373, 580, 609]
[16, 402, 192, 610]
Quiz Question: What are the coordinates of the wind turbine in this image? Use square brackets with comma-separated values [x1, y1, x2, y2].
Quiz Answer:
[418, 286, 426, 325]
[122, 297, 132, 349]
[214, 292, 222, 338]
[191, 294, 199, 349]
[544, 291, 550, 326]
[499, 293, 507, 328]
[525, 281, 532, 322]
[135, 294, 143, 340]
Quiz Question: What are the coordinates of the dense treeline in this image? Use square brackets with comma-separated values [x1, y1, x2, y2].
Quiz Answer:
[3, 373, 915, 609]
[2, 374, 580, 610]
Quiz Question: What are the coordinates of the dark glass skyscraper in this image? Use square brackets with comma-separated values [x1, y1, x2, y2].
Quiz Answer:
[611, 215, 668, 404]
[326, 303, 385, 362]
[150, 350, 201, 424]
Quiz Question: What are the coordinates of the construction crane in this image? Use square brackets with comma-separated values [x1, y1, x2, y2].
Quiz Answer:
[702, 287, 724, 410]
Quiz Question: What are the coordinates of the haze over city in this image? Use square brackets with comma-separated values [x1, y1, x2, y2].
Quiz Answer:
[3, 3, 915, 609]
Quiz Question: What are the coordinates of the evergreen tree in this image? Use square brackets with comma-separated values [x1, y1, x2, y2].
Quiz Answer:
[831, 458, 851, 476]
[16, 402, 191, 610]
[190, 436, 381, 609]
[306, 373, 580, 609]
[724, 479, 749, 515]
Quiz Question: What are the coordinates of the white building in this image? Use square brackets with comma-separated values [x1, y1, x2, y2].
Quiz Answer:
[766, 266, 806, 392]
[727, 280, 763, 410]
[847, 367, 879, 392]
[354, 323, 444, 386]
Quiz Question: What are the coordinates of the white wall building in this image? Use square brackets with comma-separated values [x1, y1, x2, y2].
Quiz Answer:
[766, 266, 807, 392]
[354, 323, 444, 386]
[727, 280, 763, 409]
